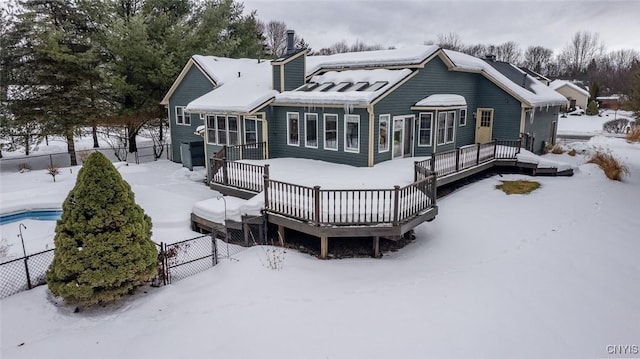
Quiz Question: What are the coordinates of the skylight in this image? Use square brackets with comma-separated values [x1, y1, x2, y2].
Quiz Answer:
[364, 81, 388, 92]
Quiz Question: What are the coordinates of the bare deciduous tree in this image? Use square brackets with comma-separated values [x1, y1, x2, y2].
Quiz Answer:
[261, 20, 288, 57]
[559, 31, 605, 77]
[522, 45, 554, 75]
[436, 32, 463, 51]
[495, 41, 522, 63]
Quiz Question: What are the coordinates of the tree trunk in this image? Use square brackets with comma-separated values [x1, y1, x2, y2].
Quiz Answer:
[24, 135, 30, 155]
[158, 119, 163, 142]
[92, 123, 99, 148]
[67, 132, 77, 166]
[128, 124, 138, 153]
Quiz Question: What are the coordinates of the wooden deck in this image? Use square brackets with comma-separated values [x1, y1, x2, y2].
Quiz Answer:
[196, 139, 572, 259]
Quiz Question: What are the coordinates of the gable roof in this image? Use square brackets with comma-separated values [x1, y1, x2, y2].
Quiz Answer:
[305, 45, 440, 77]
[274, 69, 412, 106]
[185, 57, 277, 114]
[549, 80, 590, 97]
[160, 58, 216, 105]
[445, 49, 568, 108]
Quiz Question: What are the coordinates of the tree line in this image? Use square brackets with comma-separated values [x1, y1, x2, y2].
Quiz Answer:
[1, 2, 639, 163]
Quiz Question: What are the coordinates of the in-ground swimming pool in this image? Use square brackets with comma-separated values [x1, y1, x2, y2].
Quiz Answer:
[0, 209, 62, 225]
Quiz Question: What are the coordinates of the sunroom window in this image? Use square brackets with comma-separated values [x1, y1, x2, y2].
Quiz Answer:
[344, 115, 360, 152]
[287, 112, 300, 146]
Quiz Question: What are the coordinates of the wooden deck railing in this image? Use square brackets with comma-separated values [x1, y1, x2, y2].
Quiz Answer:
[264, 174, 437, 227]
[211, 159, 267, 193]
[209, 142, 268, 191]
[415, 139, 522, 179]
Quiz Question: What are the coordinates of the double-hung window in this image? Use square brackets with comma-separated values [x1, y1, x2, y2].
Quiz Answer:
[206, 116, 216, 144]
[344, 115, 360, 153]
[216, 115, 227, 145]
[379, 114, 390, 152]
[176, 106, 189, 125]
[418, 113, 433, 146]
[305, 113, 318, 148]
[437, 111, 456, 145]
[324, 114, 338, 150]
[228, 116, 238, 145]
[244, 118, 258, 144]
[287, 112, 300, 146]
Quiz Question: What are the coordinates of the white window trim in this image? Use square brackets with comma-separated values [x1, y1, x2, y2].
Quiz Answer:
[323, 114, 338, 151]
[459, 108, 467, 126]
[436, 111, 456, 146]
[206, 115, 216, 145]
[175, 106, 187, 126]
[304, 113, 319, 149]
[227, 116, 239, 146]
[287, 112, 300, 146]
[244, 117, 258, 144]
[344, 114, 360, 153]
[418, 112, 433, 147]
[199, 113, 205, 121]
[378, 114, 390, 153]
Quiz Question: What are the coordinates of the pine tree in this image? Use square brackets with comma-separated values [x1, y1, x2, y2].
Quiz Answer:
[586, 100, 599, 116]
[47, 152, 157, 307]
[589, 81, 600, 102]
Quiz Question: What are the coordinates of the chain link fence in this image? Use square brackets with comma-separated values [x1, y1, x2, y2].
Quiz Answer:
[0, 248, 55, 299]
[0, 143, 172, 173]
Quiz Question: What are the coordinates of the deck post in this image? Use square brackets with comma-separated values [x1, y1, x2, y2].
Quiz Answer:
[516, 138, 522, 155]
[314, 185, 321, 226]
[373, 236, 380, 258]
[277, 225, 285, 246]
[492, 140, 498, 159]
[430, 175, 437, 205]
[393, 185, 400, 226]
[263, 170, 270, 209]
[243, 222, 250, 246]
[476, 143, 481, 165]
[320, 235, 328, 259]
[414, 161, 418, 182]
[455, 147, 460, 172]
[222, 157, 228, 186]
[430, 152, 436, 172]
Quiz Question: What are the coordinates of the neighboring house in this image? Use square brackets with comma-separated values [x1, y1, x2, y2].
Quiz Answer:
[549, 80, 589, 110]
[596, 95, 621, 109]
[164, 34, 566, 170]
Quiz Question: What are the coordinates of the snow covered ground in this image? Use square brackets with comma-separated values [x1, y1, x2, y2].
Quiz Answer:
[1, 135, 639, 358]
[557, 109, 635, 136]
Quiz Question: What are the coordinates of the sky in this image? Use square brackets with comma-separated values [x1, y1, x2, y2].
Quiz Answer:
[243, 0, 640, 54]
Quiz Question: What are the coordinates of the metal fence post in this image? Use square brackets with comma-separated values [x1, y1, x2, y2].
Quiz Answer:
[23, 256, 32, 289]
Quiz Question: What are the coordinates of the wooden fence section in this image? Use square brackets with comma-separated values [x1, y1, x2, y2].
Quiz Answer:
[264, 173, 437, 227]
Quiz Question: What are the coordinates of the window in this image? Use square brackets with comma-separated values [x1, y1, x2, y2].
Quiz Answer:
[418, 113, 433, 146]
[480, 109, 493, 127]
[437, 111, 456, 145]
[245, 118, 258, 144]
[305, 113, 318, 148]
[365, 81, 389, 92]
[324, 114, 338, 150]
[344, 114, 360, 153]
[175, 106, 186, 125]
[228, 116, 238, 145]
[459, 108, 467, 126]
[327, 82, 351, 92]
[446, 111, 455, 143]
[216, 115, 227, 145]
[287, 112, 300, 146]
[199, 113, 205, 121]
[379, 115, 390, 152]
[206, 115, 216, 144]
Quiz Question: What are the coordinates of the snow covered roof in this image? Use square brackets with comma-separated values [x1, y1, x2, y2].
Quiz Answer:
[274, 69, 412, 106]
[305, 45, 439, 76]
[445, 50, 568, 108]
[186, 56, 277, 114]
[415, 94, 467, 107]
[549, 80, 590, 97]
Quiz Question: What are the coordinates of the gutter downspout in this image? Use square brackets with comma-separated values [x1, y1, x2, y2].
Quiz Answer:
[367, 105, 375, 167]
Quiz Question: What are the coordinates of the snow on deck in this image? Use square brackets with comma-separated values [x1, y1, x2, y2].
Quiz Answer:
[187, 56, 277, 114]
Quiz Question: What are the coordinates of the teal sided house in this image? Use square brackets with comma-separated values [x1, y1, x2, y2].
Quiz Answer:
[164, 38, 566, 171]
[162, 33, 568, 258]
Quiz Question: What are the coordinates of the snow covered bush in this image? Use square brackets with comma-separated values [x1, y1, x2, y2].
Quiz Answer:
[588, 151, 629, 181]
[46, 152, 157, 307]
[603, 118, 631, 134]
